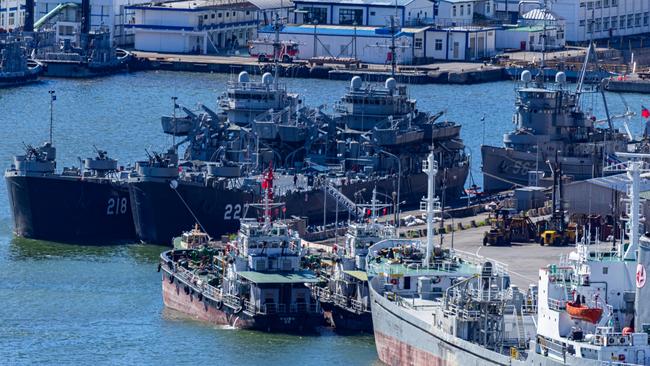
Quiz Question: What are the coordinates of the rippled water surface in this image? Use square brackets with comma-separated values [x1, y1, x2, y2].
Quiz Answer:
[0, 71, 648, 365]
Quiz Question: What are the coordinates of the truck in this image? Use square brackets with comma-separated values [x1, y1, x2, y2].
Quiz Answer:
[248, 39, 299, 63]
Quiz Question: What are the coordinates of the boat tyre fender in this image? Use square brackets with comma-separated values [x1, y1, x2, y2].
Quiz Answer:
[198, 292, 203, 301]
[216, 300, 223, 310]
[184, 285, 190, 295]
[169, 273, 174, 284]
[157, 263, 161, 272]
[234, 306, 243, 314]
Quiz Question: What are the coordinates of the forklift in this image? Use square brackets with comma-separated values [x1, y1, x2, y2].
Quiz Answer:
[538, 158, 577, 246]
[483, 209, 512, 246]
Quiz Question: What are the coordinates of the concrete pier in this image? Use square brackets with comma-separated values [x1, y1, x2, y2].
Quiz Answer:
[130, 51, 508, 85]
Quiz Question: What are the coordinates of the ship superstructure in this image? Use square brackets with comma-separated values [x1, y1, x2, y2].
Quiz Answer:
[367, 152, 537, 365]
[529, 152, 650, 365]
[0, 34, 42, 87]
[315, 188, 397, 333]
[482, 43, 630, 192]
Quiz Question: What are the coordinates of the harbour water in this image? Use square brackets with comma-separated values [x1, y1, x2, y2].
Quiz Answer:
[0, 71, 648, 364]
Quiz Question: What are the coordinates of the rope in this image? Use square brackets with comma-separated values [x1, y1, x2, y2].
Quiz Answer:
[171, 184, 211, 239]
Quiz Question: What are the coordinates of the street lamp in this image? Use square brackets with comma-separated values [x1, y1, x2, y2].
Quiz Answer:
[379, 149, 401, 227]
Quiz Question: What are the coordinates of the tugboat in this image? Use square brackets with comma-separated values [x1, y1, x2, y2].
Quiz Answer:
[159, 166, 322, 332]
[481, 42, 630, 192]
[367, 151, 538, 365]
[317, 188, 397, 333]
[33, 0, 130, 77]
[5, 144, 136, 243]
[0, 34, 42, 87]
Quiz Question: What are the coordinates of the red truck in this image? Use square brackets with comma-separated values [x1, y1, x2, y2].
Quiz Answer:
[249, 39, 299, 63]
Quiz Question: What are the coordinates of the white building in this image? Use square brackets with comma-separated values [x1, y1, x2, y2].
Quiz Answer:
[0, 0, 25, 30]
[35, 0, 151, 45]
[292, 0, 435, 27]
[496, 24, 565, 51]
[417, 25, 496, 60]
[128, 0, 259, 54]
[258, 23, 415, 64]
[496, 0, 650, 42]
[435, 0, 476, 26]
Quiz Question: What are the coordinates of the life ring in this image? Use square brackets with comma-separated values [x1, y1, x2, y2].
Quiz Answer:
[432, 276, 441, 284]
[390, 278, 398, 285]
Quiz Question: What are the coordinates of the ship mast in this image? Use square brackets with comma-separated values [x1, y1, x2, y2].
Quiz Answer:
[272, 12, 281, 90]
[605, 153, 650, 260]
[422, 152, 440, 267]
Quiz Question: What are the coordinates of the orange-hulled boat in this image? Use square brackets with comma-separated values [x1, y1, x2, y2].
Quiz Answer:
[566, 301, 603, 323]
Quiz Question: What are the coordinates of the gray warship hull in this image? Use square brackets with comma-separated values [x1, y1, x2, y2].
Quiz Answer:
[481, 145, 601, 192]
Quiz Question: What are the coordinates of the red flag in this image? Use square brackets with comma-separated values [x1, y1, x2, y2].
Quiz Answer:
[366, 209, 372, 216]
[642, 106, 650, 119]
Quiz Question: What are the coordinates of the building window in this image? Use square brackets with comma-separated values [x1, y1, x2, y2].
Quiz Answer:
[339, 8, 363, 25]
[579, 19, 585, 27]
[370, 11, 376, 16]
[580, 2, 585, 7]
[628, 14, 633, 28]
[611, 0, 617, 6]
[620, 16, 625, 29]
[587, 1, 593, 9]
[435, 39, 443, 50]
[603, 16, 609, 29]
[452, 6, 456, 16]
[595, 0, 601, 8]
[225, 12, 229, 17]
[460, 5, 464, 16]
[301, 7, 327, 24]
[218, 13, 222, 18]
[8, 12, 14, 26]
[485, 2, 490, 13]
[635, 13, 641, 27]
[595, 18, 601, 32]
[603, 0, 609, 7]
[644, 12, 649, 26]
[467, 4, 471, 14]
[415, 38, 423, 49]
[204, 14, 208, 20]
[211, 13, 215, 19]
[611, 16, 618, 29]
[246, 10, 250, 15]
[587, 21, 593, 33]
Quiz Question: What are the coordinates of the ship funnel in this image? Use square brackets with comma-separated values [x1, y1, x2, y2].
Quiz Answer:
[262, 72, 274, 85]
[351, 76, 362, 90]
[555, 71, 567, 84]
[521, 70, 532, 83]
[385, 77, 397, 91]
[238, 71, 250, 83]
[24, 0, 35, 32]
[81, 0, 91, 34]
[635, 234, 650, 333]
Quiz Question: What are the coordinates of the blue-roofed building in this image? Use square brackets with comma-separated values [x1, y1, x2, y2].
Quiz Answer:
[292, 0, 435, 27]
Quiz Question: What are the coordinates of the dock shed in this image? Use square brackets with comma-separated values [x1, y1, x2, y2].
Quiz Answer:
[564, 174, 650, 231]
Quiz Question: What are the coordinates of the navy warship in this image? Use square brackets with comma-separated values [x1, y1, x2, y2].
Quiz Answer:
[128, 73, 469, 245]
[481, 43, 630, 192]
[5, 143, 136, 243]
[32, 0, 130, 77]
[160, 168, 322, 332]
[0, 34, 42, 87]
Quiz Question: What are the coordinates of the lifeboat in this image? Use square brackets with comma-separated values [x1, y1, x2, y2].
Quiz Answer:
[566, 301, 603, 323]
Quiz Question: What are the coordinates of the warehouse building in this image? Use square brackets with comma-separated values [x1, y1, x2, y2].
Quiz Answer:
[564, 174, 650, 231]
[292, 0, 435, 27]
